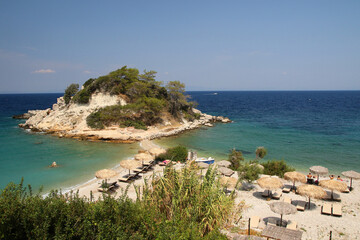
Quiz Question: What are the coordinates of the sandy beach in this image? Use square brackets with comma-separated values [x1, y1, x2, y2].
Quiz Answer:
[74, 140, 360, 240]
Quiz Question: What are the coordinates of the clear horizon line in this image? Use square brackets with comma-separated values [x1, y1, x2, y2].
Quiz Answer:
[1, 89, 360, 94]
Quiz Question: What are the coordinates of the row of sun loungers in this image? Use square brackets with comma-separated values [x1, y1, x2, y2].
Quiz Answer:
[261, 189, 282, 199]
[119, 160, 155, 183]
[321, 203, 342, 216]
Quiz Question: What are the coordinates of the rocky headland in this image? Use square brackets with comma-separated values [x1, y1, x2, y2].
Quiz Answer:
[18, 67, 231, 142]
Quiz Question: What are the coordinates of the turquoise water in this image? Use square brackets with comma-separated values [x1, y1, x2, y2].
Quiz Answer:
[1, 91, 360, 191]
[0, 94, 138, 192]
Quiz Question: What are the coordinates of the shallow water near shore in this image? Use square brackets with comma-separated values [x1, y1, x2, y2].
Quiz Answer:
[1, 91, 360, 191]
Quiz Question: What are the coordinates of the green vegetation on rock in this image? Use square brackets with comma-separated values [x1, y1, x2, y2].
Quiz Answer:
[64, 83, 79, 104]
[64, 66, 198, 130]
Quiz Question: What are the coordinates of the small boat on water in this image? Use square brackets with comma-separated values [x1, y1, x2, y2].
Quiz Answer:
[195, 157, 215, 164]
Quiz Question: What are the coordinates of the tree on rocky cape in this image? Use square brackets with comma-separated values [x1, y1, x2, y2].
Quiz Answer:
[64, 83, 79, 104]
[166, 81, 190, 117]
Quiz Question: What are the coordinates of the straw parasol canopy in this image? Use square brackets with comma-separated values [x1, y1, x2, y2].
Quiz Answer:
[297, 184, 326, 209]
[197, 162, 210, 169]
[257, 177, 284, 190]
[218, 167, 235, 176]
[309, 166, 329, 180]
[220, 176, 238, 189]
[217, 160, 231, 168]
[134, 153, 154, 162]
[148, 148, 166, 157]
[120, 159, 142, 175]
[319, 179, 347, 200]
[342, 170, 360, 190]
[284, 171, 306, 190]
[269, 202, 297, 227]
[95, 169, 117, 179]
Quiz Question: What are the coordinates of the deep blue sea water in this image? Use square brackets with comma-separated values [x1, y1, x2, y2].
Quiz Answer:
[1, 91, 360, 191]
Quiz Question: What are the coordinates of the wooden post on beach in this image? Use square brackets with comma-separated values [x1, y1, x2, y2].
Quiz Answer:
[329, 230, 332, 240]
[248, 218, 250, 235]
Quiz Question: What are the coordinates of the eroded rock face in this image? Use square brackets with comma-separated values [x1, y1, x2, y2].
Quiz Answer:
[22, 92, 126, 132]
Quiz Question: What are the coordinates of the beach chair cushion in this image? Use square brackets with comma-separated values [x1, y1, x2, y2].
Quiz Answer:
[282, 186, 291, 193]
[283, 196, 292, 204]
[332, 204, 342, 217]
[272, 190, 282, 199]
[286, 221, 297, 230]
[250, 216, 260, 228]
[321, 203, 332, 215]
[296, 201, 306, 211]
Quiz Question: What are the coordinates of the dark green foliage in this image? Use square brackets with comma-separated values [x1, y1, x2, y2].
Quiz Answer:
[255, 146, 267, 159]
[156, 145, 188, 163]
[86, 97, 167, 130]
[261, 160, 295, 177]
[64, 83, 79, 104]
[228, 149, 244, 170]
[238, 163, 262, 183]
[0, 167, 233, 239]
[166, 81, 192, 117]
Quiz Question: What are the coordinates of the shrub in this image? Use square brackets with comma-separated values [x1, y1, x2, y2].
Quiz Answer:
[155, 145, 188, 163]
[238, 163, 262, 183]
[228, 149, 244, 170]
[64, 83, 79, 104]
[120, 119, 147, 130]
[255, 146, 267, 159]
[261, 160, 295, 177]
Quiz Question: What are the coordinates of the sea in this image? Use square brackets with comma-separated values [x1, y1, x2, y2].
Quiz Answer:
[1, 91, 360, 192]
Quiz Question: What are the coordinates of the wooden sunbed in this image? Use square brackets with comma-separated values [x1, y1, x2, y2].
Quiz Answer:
[321, 203, 332, 215]
[272, 190, 282, 200]
[250, 216, 260, 228]
[118, 174, 134, 182]
[283, 196, 292, 204]
[286, 221, 297, 230]
[332, 204, 342, 217]
[296, 201, 306, 211]
[282, 186, 291, 193]
[98, 181, 117, 192]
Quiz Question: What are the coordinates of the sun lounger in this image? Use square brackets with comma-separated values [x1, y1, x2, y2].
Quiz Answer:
[283, 196, 292, 204]
[250, 216, 260, 228]
[143, 160, 154, 166]
[296, 201, 306, 211]
[282, 186, 291, 193]
[272, 190, 282, 200]
[332, 204, 342, 217]
[342, 188, 350, 193]
[118, 174, 133, 182]
[286, 221, 297, 230]
[321, 203, 332, 215]
[98, 181, 117, 192]
[262, 190, 271, 198]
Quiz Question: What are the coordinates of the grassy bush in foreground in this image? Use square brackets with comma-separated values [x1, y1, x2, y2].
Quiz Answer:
[0, 167, 234, 239]
[261, 160, 295, 177]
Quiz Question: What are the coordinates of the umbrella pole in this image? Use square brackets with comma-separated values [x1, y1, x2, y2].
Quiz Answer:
[293, 180, 295, 191]
[331, 190, 334, 200]
[308, 197, 311, 209]
[350, 178, 353, 191]
[280, 214, 283, 227]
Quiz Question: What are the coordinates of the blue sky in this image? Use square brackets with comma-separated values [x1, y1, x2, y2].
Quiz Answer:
[0, 0, 359, 93]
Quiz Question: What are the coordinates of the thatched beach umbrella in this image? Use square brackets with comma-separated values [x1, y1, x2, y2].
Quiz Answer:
[342, 170, 360, 191]
[220, 176, 238, 189]
[319, 179, 347, 200]
[134, 153, 154, 162]
[120, 159, 142, 175]
[197, 162, 210, 169]
[284, 171, 306, 190]
[149, 148, 166, 157]
[218, 167, 235, 177]
[95, 169, 117, 179]
[310, 165, 329, 181]
[297, 184, 326, 209]
[269, 202, 297, 227]
[257, 177, 284, 197]
[217, 160, 231, 168]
